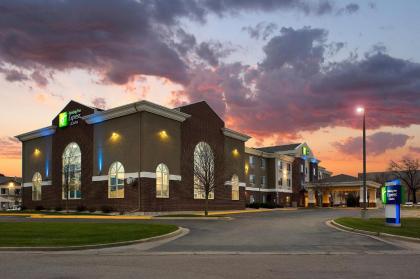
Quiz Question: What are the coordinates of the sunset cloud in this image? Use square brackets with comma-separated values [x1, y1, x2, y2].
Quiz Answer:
[333, 132, 411, 156]
[0, 137, 21, 159]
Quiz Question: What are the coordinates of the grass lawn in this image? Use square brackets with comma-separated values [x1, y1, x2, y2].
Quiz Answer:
[0, 222, 178, 247]
[335, 217, 420, 239]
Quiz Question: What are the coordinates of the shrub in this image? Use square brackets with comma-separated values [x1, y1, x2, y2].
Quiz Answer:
[35, 205, 45, 211]
[260, 202, 276, 209]
[54, 206, 63, 212]
[76, 205, 87, 212]
[88, 207, 96, 213]
[247, 202, 260, 209]
[101, 205, 114, 213]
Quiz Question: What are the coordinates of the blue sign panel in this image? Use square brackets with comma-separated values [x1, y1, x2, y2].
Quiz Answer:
[385, 185, 401, 205]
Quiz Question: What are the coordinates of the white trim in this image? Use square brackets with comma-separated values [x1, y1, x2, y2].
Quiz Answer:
[140, 171, 156, 179]
[245, 187, 288, 193]
[92, 175, 108, 182]
[225, 181, 246, 187]
[125, 172, 139, 179]
[239, 182, 246, 187]
[16, 126, 56, 142]
[83, 100, 190, 124]
[23, 180, 52, 187]
[222, 128, 251, 142]
[169, 174, 182, 181]
[305, 180, 381, 189]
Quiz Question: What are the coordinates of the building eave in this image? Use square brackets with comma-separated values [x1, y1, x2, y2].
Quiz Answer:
[245, 147, 295, 162]
[305, 180, 381, 189]
[83, 100, 191, 124]
[15, 126, 56, 142]
[222, 128, 251, 142]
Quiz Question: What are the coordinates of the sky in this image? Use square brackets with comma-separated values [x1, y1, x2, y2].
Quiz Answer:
[0, 0, 419, 177]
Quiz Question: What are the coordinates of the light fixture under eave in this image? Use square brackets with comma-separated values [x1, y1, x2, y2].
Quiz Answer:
[34, 148, 41, 156]
[110, 132, 120, 141]
[232, 148, 239, 157]
[159, 130, 169, 140]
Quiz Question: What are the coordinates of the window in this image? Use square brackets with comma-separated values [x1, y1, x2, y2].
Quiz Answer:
[193, 142, 214, 199]
[287, 163, 291, 171]
[300, 164, 304, 173]
[261, 176, 266, 186]
[250, 194, 255, 203]
[278, 178, 283, 186]
[156, 163, 169, 198]
[305, 167, 308, 175]
[287, 178, 291, 188]
[313, 168, 316, 176]
[32, 172, 42, 201]
[0, 188, 6, 195]
[231, 174, 239, 200]
[278, 160, 283, 169]
[108, 161, 125, 198]
[62, 142, 81, 200]
[260, 158, 266, 168]
[249, 174, 256, 184]
[249, 156, 255, 166]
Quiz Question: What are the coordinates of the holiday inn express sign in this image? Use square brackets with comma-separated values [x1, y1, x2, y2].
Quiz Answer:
[59, 109, 82, 128]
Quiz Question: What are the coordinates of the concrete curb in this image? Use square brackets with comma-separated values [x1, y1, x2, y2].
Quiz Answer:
[0, 227, 187, 252]
[154, 217, 232, 220]
[328, 220, 420, 243]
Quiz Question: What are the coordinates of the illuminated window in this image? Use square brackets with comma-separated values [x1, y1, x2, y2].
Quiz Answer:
[300, 164, 304, 173]
[62, 142, 81, 200]
[249, 174, 256, 184]
[156, 163, 169, 198]
[231, 174, 239, 200]
[32, 172, 42, 201]
[193, 142, 214, 200]
[108, 161, 125, 198]
[249, 156, 255, 166]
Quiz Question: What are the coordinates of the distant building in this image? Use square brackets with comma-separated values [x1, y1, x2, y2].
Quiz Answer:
[0, 175, 22, 210]
[244, 143, 330, 207]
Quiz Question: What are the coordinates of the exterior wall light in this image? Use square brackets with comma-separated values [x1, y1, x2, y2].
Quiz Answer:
[232, 148, 239, 157]
[34, 148, 41, 156]
[110, 132, 120, 142]
[159, 130, 169, 140]
[244, 163, 249, 175]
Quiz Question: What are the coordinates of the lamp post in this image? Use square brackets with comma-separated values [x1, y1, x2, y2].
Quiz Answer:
[356, 106, 368, 219]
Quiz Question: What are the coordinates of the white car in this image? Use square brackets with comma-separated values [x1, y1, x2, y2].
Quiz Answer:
[6, 205, 21, 211]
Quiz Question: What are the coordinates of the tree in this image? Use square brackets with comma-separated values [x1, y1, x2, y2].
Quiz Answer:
[186, 141, 224, 216]
[389, 158, 420, 203]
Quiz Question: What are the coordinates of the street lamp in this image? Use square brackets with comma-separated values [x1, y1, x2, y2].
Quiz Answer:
[356, 106, 367, 219]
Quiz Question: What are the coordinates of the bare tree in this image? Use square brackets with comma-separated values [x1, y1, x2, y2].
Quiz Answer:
[389, 158, 420, 203]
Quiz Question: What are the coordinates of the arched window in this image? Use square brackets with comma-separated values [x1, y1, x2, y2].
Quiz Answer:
[32, 172, 42, 201]
[62, 142, 81, 200]
[108, 161, 125, 198]
[156, 163, 169, 198]
[231, 174, 239, 200]
[193, 141, 214, 199]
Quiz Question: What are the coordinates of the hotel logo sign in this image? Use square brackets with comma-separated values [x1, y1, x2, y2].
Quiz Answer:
[59, 109, 82, 128]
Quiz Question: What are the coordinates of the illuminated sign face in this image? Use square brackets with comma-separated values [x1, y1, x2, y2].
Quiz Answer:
[58, 109, 82, 128]
[382, 180, 402, 205]
[59, 112, 69, 128]
[302, 146, 309, 156]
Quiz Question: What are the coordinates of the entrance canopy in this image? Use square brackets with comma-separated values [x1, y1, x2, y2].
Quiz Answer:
[305, 174, 381, 207]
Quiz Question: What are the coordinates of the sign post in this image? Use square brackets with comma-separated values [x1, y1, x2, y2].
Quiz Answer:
[382, 180, 402, 227]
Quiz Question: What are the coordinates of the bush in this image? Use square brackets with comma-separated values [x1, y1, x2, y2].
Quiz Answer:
[101, 205, 114, 213]
[260, 202, 277, 209]
[76, 205, 87, 212]
[35, 205, 45, 211]
[88, 207, 96, 213]
[54, 206, 63, 212]
[247, 202, 260, 209]
[21, 205, 27, 211]
[346, 193, 359, 207]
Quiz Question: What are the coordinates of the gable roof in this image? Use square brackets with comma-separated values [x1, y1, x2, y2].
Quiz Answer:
[0, 176, 21, 185]
[256, 143, 301, 153]
[318, 174, 358, 183]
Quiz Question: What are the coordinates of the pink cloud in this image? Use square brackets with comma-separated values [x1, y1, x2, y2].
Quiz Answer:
[0, 137, 21, 159]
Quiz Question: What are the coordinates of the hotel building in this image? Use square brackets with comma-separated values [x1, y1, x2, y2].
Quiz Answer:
[17, 100, 331, 212]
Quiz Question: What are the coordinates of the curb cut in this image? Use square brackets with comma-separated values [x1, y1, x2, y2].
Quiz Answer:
[0, 227, 187, 252]
[328, 220, 420, 243]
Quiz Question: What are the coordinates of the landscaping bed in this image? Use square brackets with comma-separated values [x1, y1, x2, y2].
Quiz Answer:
[0, 222, 178, 247]
[335, 217, 420, 239]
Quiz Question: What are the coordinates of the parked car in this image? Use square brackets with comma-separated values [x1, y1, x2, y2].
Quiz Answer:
[6, 205, 21, 211]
